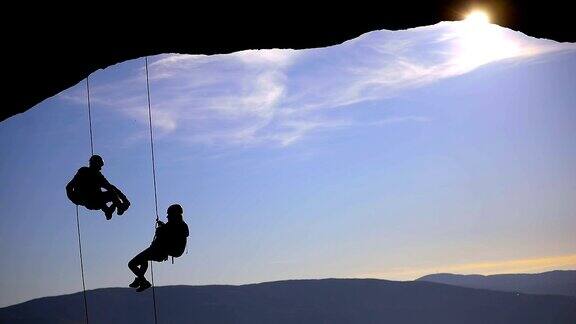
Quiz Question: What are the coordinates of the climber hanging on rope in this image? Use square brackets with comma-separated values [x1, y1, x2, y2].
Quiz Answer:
[128, 204, 189, 292]
[66, 154, 131, 220]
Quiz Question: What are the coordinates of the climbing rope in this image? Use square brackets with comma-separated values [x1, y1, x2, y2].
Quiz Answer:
[75, 205, 89, 324]
[145, 56, 160, 324]
[86, 77, 94, 156]
[146, 57, 160, 223]
[74, 76, 94, 324]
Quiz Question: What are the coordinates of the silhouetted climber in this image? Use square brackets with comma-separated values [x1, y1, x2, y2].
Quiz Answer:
[128, 204, 189, 292]
[66, 155, 130, 220]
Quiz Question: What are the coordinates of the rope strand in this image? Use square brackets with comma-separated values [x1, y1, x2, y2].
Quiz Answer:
[145, 56, 160, 324]
[73, 76, 93, 324]
[86, 77, 94, 156]
[75, 206, 89, 324]
[146, 57, 160, 222]
[150, 259, 158, 324]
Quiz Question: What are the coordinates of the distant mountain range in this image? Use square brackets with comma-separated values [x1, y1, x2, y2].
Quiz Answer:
[417, 270, 576, 297]
[1, 277, 575, 323]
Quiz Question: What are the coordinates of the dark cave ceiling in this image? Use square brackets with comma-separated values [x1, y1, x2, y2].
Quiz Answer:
[3, 1, 574, 122]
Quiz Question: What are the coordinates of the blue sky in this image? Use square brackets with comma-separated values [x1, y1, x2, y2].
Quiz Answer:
[1, 21, 575, 307]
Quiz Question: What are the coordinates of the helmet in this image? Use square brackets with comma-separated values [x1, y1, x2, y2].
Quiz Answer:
[89, 155, 104, 167]
[167, 204, 183, 215]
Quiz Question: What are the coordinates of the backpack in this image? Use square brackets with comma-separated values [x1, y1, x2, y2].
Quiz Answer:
[166, 235, 187, 258]
[162, 222, 189, 258]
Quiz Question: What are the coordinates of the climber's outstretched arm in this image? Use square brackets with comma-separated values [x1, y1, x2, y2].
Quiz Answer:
[100, 177, 129, 203]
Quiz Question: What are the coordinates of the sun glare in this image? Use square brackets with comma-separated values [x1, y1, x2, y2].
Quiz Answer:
[451, 9, 522, 72]
[464, 10, 490, 24]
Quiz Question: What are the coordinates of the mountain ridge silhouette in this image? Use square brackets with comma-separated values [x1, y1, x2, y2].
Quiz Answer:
[418, 269, 576, 297]
[2, 278, 575, 323]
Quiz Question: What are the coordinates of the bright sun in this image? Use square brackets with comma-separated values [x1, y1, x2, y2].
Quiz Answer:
[451, 9, 523, 71]
[464, 10, 490, 24]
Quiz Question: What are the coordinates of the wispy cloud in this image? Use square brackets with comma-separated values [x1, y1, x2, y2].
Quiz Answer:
[57, 21, 574, 147]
